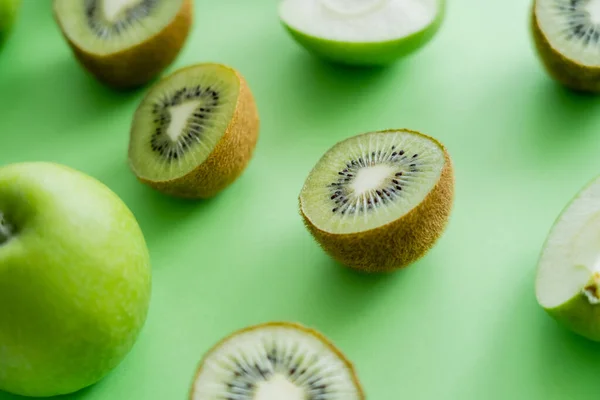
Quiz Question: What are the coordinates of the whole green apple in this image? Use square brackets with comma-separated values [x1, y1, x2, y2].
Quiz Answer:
[0, 162, 152, 397]
[0, 0, 20, 44]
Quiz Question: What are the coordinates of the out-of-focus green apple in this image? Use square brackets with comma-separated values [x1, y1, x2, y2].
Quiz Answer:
[0, 0, 21, 44]
[0, 162, 152, 397]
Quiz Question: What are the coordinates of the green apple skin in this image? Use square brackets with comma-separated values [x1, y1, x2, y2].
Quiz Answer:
[0, 0, 21, 44]
[0, 162, 152, 397]
[543, 293, 600, 342]
[281, 0, 445, 67]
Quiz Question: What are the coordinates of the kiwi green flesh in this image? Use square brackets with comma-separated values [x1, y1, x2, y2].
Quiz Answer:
[129, 64, 240, 182]
[535, 0, 600, 68]
[300, 130, 445, 235]
[53, 0, 183, 55]
[190, 325, 362, 400]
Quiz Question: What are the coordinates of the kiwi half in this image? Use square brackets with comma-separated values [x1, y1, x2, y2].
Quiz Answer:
[128, 63, 260, 199]
[299, 129, 454, 273]
[189, 322, 365, 400]
[53, 0, 192, 89]
[531, 0, 600, 92]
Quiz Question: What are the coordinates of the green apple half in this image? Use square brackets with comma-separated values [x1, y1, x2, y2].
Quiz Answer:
[0, 162, 152, 397]
[536, 174, 600, 341]
[0, 0, 21, 44]
[278, 0, 445, 66]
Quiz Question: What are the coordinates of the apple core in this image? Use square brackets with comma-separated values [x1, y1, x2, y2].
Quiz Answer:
[582, 270, 600, 305]
[319, 0, 388, 16]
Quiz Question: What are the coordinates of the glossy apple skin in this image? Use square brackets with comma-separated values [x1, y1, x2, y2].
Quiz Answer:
[0, 0, 21, 45]
[0, 162, 152, 397]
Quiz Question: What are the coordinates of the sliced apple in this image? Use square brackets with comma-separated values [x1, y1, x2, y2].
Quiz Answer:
[278, 0, 445, 66]
[536, 174, 600, 341]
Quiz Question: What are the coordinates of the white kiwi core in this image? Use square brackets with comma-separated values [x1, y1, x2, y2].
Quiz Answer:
[588, 0, 600, 23]
[536, 176, 600, 309]
[190, 324, 362, 399]
[165, 101, 202, 142]
[102, 0, 140, 22]
[351, 165, 396, 193]
[536, 0, 600, 67]
[278, 0, 440, 43]
[254, 374, 305, 400]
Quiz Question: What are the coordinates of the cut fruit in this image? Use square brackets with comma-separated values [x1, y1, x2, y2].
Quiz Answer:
[531, 0, 600, 92]
[128, 63, 260, 199]
[299, 129, 454, 273]
[189, 322, 365, 400]
[53, 0, 192, 89]
[278, 0, 444, 66]
[535, 175, 600, 341]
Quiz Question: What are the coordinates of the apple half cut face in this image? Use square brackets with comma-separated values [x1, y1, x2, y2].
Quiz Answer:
[536, 175, 600, 341]
[278, 0, 445, 66]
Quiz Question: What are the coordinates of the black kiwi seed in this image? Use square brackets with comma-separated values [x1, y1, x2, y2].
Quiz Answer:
[148, 85, 222, 161]
[326, 144, 420, 215]
[554, 0, 600, 42]
[85, 0, 160, 39]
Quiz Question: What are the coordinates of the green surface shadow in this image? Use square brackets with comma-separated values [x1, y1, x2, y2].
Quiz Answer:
[451, 261, 600, 399]
[1, 55, 141, 134]
[269, 52, 408, 135]
[0, 384, 95, 400]
[93, 161, 219, 250]
[521, 79, 600, 162]
[294, 252, 415, 335]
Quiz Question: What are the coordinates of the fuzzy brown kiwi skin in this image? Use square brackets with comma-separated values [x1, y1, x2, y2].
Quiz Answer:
[129, 64, 260, 199]
[531, 1, 600, 93]
[53, 0, 193, 90]
[188, 322, 366, 400]
[300, 129, 454, 274]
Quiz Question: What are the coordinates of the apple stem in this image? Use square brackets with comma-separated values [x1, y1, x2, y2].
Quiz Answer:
[0, 213, 12, 245]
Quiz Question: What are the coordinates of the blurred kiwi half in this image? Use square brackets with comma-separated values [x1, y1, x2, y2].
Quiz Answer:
[189, 322, 365, 400]
[531, 0, 600, 92]
[53, 0, 192, 89]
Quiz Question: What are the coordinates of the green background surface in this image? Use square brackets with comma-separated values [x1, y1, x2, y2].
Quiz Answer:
[2, 0, 600, 399]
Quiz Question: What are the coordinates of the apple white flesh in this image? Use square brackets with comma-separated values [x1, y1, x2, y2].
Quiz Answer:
[0, 162, 151, 397]
[536, 174, 600, 341]
[279, 0, 444, 66]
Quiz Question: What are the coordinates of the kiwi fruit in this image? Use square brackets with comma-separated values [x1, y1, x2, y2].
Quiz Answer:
[53, 0, 192, 89]
[299, 129, 454, 273]
[189, 322, 365, 400]
[278, 0, 445, 66]
[531, 0, 600, 92]
[128, 63, 260, 199]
